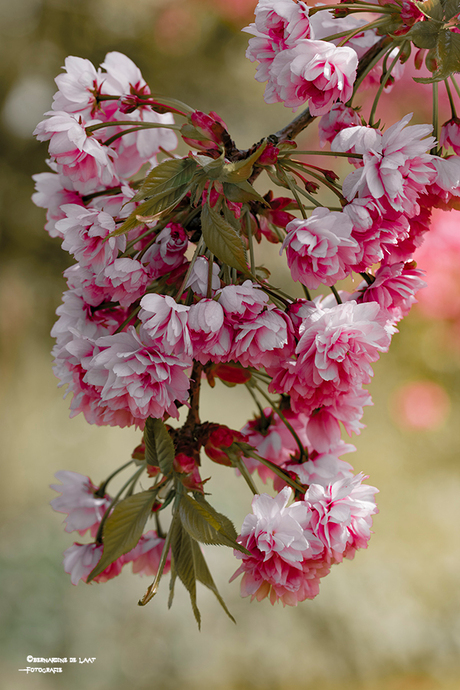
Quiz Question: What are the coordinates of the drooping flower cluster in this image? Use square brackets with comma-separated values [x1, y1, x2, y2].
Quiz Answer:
[34, 0, 460, 621]
[231, 478, 377, 605]
[243, 1, 359, 113]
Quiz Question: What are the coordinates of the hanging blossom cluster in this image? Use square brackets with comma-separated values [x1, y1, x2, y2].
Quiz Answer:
[33, 0, 460, 625]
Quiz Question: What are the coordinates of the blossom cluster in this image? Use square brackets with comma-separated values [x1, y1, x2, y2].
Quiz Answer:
[33, 0, 460, 618]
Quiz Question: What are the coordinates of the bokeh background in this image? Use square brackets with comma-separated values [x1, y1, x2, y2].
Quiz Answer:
[1, 1, 460, 689]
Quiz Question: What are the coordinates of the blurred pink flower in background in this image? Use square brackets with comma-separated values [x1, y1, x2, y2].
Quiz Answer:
[414, 208, 460, 321]
[392, 381, 451, 431]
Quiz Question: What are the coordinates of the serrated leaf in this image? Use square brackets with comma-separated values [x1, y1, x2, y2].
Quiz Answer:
[201, 204, 248, 273]
[408, 20, 441, 49]
[144, 418, 175, 475]
[191, 540, 236, 623]
[87, 490, 156, 582]
[194, 152, 226, 180]
[179, 494, 250, 555]
[416, 0, 443, 21]
[111, 186, 190, 236]
[222, 202, 240, 230]
[443, 0, 460, 21]
[168, 556, 177, 609]
[438, 28, 460, 73]
[220, 140, 268, 183]
[134, 157, 197, 203]
[222, 181, 269, 205]
[171, 518, 201, 627]
[414, 29, 460, 82]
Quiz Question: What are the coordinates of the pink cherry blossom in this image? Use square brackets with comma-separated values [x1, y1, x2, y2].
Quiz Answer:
[84, 326, 192, 423]
[108, 108, 178, 179]
[124, 530, 171, 576]
[240, 407, 309, 483]
[142, 223, 188, 278]
[139, 293, 192, 356]
[33, 111, 119, 193]
[440, 118, 460, 155]
[318, 102, 361, 148]
[188, 299, 233, 364]
[55, 204, 125, 269]
[231, 487, 327, 605]
[334, 114, 437, 216]
[309, 9, 380, 59]
[287, 441, 355, 487]
[430, 155, 460, 199]
[50, 470, 111, 537]
[217, 280, 268, 323]
[100, 51, 148, 98]
[32, 171, 82, 238]
[52, 56, 103, 118]
[303, 473, 378, 561]
[96, 257, 152, 308]
[282, 207, 358, 289]
[62, 542, 124, 585]
[305, 387, 372, 450]
[245, 0, 311, 51]
[269, 300, 391, 414]
[354, 261, 426, 320]
[184, 257, 221, 297]
[267, 40, 358, 115]
[231, 306, 295, 369]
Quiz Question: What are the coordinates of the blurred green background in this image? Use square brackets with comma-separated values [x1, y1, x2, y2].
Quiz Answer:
[1, 1, 460, 689]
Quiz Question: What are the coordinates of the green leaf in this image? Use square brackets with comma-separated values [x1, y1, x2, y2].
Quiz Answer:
[414, 29, 460, 82]
[443, 0, 460, 21]
[408, 20, 441, 49]
[220, 140, 268, 183]
[201, 203, 248, 273]
[222, 181, 269, 206]
[170, 518, 201, 628]
[191, 540, 236, 623]
[179, 493, 250, 555]
[87, 490, 156, 582]
[144, 418, 175, 476]
[416, 0, 443, 21]
[438, 28, 460, 73]
[133, 156, 197, 203]
[110, 158, 197, 236]
[194, 153, 226, 180]
[168, 556, 177, 609]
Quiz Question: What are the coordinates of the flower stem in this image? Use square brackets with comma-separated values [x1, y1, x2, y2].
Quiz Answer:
[323, 16, 389, 44]
[330, 285, 343, 304]
[369, 44, 404, 126]
[350, 43, 394, 102]
[242, 449, 307, 494]
[283, 150, 363, 159]
[445, 79, 457, 119]
[103, 124, 181, 147]
[431, 81, 439, 155]
[138, 500, 177, 606]
[251, 382, 307, 462]
[95, 459, 135, 496]
[95, 464, 146, 545]
[233, 455, 259, 495]
[276, 165, 309, 217]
